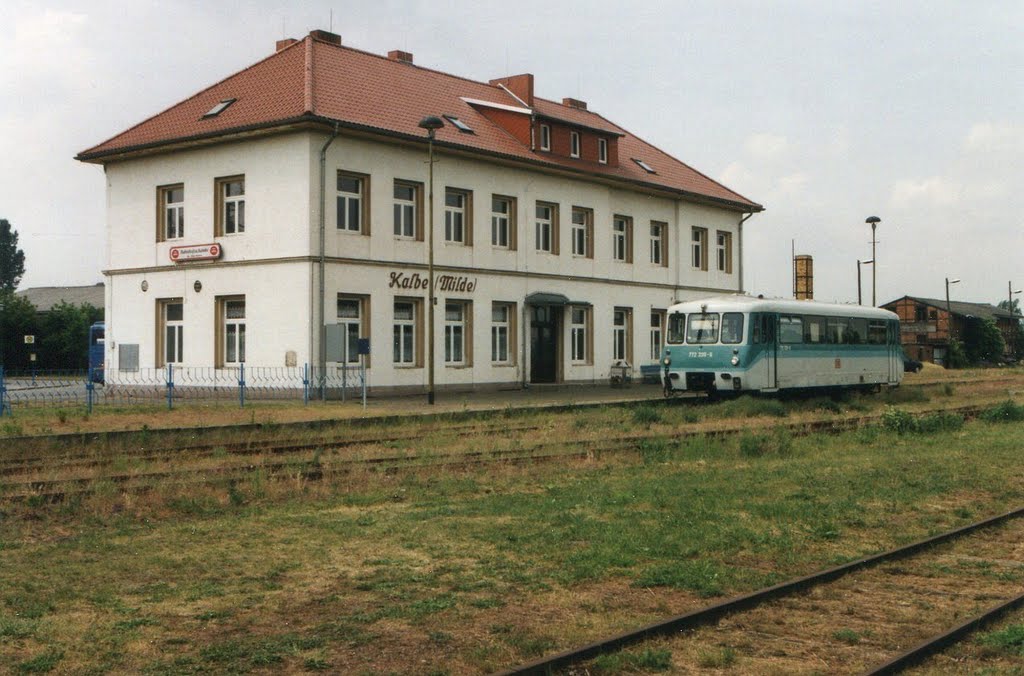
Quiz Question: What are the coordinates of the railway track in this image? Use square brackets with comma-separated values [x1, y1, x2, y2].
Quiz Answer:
[497, 508, 1024, 674]
[0, 403, 989, 503]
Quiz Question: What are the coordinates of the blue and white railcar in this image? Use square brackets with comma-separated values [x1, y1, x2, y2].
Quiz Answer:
[661, 296, 903, 396]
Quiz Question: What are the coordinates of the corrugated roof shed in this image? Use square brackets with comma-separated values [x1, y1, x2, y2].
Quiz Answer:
[16, 284, 105, 313]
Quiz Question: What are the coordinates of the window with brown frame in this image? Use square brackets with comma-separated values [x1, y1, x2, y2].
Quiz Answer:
[215, 295, 246, 367]
[691, 227, 709, 270]
[716, 230, 733, 273]
[535, 201, 560, 254]
[156, 298, 184, 367]
[444, 187, 473, 246]
[491, 302, 517, 365]
[571, 207, 593, 258]
[214, 176, 245, 236]
[337, 171, 370, 235]
[613, 215, 633, 263]
[491, 195, 517, 250]
[157, 184, 184, 242]
[393, 297, 424, 366]
[393, 180, 424, 241]
[650, 221, 668, 267]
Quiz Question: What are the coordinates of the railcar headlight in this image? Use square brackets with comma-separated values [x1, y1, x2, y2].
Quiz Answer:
[730, 355, 740, 366]
[662, 357, 671, 366]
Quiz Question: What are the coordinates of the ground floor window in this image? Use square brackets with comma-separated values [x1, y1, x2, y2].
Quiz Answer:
[445, 301, 472, 366]
[337, 295, 370, 366]
[393, 298, 423, 366]
[571, 305, 591, 364]
[217, 296, 246, 366]
[650, 310, 665, 361]
[157, 298, 184, 367]
[491, 302, 516, 365]
[613, 307, 633, 363]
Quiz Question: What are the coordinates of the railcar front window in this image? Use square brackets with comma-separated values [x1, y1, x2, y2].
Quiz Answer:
[667, 313, 686, 344]
[720, 313, 744, 344]
[687, 314, 720, 344]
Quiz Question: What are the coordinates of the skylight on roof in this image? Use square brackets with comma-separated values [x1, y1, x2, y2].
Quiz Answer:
[632, 158, 656, 174]
[202, 98, 237, 119]
[444, 115, 474, 133]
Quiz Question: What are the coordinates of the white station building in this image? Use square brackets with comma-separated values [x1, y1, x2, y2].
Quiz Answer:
[77, 30, 762, 393]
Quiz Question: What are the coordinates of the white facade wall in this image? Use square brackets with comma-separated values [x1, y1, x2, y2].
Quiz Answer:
[103, 129, 746, 391]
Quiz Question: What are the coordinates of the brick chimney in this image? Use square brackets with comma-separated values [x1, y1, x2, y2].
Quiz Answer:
[562, 97, 587, 110]
[276, 38, 299, 52]
[489, 74, 534, 107]
[309, 29, 341, 46]
[388, 50, 414, 64]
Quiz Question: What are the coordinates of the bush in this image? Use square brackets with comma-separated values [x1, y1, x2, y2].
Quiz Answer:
[881, 406, 917, 434]
[916, 412, 964, 433]
[980, 400, 1024, 423]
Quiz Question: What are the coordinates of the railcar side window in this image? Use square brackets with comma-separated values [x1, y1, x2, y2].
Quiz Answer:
[867, 320, 887, 345]
[803, 316, 826, 344]
[687, 313, 720, 344]
[667, 313, 686, 344]
[827, 317, 849, 344]
[779, 315, 803, 344]
[721, 313, 744, 344]
[849, 318, 867, 344]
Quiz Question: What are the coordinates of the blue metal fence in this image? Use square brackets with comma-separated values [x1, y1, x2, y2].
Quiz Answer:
[0, 363, 369, 415]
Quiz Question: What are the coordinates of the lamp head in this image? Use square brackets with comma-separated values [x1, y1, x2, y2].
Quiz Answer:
[865, 216, 881, 225]
[418, 116, 444, 137]
[947, 278, 960, 285]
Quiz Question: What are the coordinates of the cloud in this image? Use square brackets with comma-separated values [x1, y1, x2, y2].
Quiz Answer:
[889, 176, 962, 208]
[744, 133, 789, 160]
[965, 121, 1024, 153]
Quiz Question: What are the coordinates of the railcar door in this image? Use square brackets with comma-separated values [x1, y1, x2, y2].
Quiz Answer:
[754, 313, 778, 391]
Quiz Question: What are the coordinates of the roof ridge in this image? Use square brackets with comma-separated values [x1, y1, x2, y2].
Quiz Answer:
[79, 39, 307, 158]
[311, 38, 520, 106]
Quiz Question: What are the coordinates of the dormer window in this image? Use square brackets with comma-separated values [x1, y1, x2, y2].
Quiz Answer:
[444, 115, 474, 133]
[540, 124, 551, 151]
[633, 158, 656, 174]
[570, 131, 580, 158]
[598, 138, 608, 164]
[202, 98, 236, 119]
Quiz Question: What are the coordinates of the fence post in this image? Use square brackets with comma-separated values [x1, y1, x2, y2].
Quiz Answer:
[303, 363, 309, 405]
[238, 362, 246, 408]
[166, 363, 174, 410]
[0, 366, 7, 417]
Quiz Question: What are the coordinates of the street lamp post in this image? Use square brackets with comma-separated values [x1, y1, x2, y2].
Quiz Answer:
[1008, 282, 1022, 316]
[945, 277, 960, 341]
[418, 116, 444, 406]
[865, 216, 881, 306]
[1009, 282, 1022, 357]
[857, 259, 873, 306]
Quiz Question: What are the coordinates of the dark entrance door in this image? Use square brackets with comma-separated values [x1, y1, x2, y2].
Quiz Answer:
[530, 305, 559, 383]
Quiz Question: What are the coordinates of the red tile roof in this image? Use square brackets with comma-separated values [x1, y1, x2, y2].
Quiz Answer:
[78, 33, 762, 212]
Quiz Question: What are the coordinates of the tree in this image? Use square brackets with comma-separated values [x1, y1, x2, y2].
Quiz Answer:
[38, 302, 102, 370]
[963, 317, 1005, 365]
[0, 219, 26, 293]
[0, 291, 38, 370]
[997, 298, 1020, 315]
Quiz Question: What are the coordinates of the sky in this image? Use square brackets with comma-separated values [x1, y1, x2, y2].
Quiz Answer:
[1, 0, 1021, 307]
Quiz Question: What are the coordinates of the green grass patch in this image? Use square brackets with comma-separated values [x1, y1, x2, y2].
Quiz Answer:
[591, 646, 673, 672]
[980, 623, 1024, 656]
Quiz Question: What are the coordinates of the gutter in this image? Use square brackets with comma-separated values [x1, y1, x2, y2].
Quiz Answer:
[737, 211, 755, 293]
[316, 123, 340, 400]
[77, 115, 763, 214]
